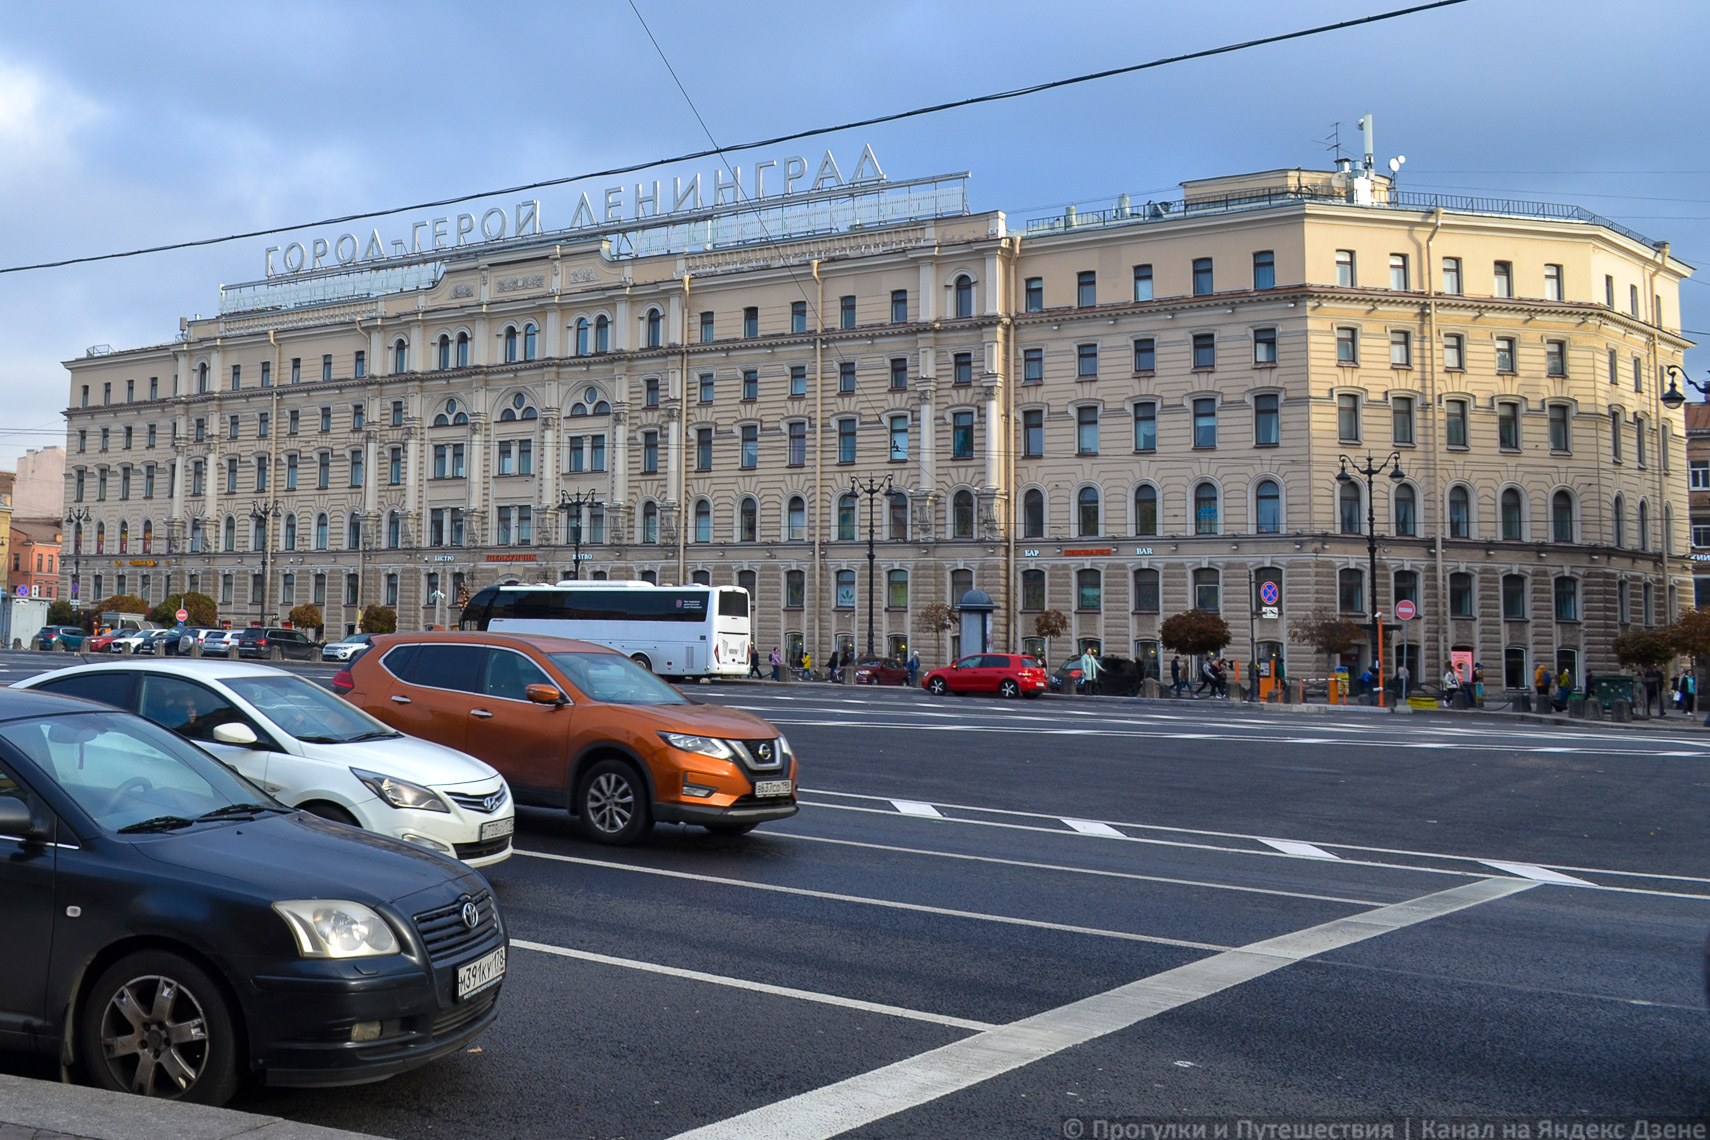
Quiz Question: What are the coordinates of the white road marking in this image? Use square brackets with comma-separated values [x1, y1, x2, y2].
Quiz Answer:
[514, 849, 1232, 950]
[1063, 819, 1128, 839]
[1479, 861, 1594, 886]
[890, 799, 942, 818]
[666, 878, 1535, 1140]
[1259, 839, 1341, 860]
[513, 939, 995, 1032]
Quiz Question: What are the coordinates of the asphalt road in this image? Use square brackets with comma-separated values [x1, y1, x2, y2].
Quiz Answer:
[1, 654, 1706, 1137]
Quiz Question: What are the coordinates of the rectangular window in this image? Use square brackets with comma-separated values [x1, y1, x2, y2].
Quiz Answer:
[791, 301, 807, 334]
[642, 431, 658, 473]
[225, 457, 238, 494]
[742, 307, 758, 338]
[1611, 409, 1624, 461]
[889, 414, 909, 461]
[1389, 254, 1409, 291]
[228, 415, 239, 440]
[1254, 393, 1279, 446]
[889, 357, 908, 390]
[1253, 327, 1277, 366]
[1253, 250, 1275, 290]
[1549, 404, 1570, 452]
[1450, 572, 1475, 617]
[1443, 333, 1464, 370]
[1694, 525, 1710, 549]
[1546, 339, 1566, 377]
[1192, 257, 1213, 296]
[194, 418, 205, 442]
[789, 365, 807, 397]
[230, 364, 242, 390]
[1495, 336, 1516, 373]
[1131, 338, 1155, 373]
[953, 411, 976, 459]
[700, 311, 714, 342]
[954, 352, 973, 385]
[1132, 264, 1153, 302]
[1023, 348, 1043, 384]
[1636, 418, 1646, 467]
[1192, 333, 1215, 369]
[839, 361, 855, 393]
[351, 404, 365, 430]
[1076, 406, 1098, 455]
[1493, 261, 1513, 298]
[1691, 460, 1710, 490]
[1076, 270, 1096, 307]
[1605, 274, 1616, 308]
[1630, 284, 1640, 316]
[890, 290, 908, 323]
[1192, 398, 1217, 448]
[321, 354, 332, 382]
[1336, 250, 1356, 288]
[1446, 399, 1468, 447]
[695, 427, 713, 471]
[840, 295, 856, 329]
[319, 406, 331, 432]
[1498, 403, 1520, 449]
[1554, 577, 1579, 622]
[517, 439, 532, 475]
[742, 369, 758, 401]
[1632, 355, 1643, 393]
[1076, 343, 1098, 379]
[1390, 329, 1411, 367]
[838, 418, 857, 464]
[1338, 394, 1361, 442]
[497, 442, 514, 477]
[1022, 409, 1044, 457]
[698, 373, 715, 403]
[1133, 403, 1156, 452]
[349, 450, 363, 487]
[568, 437, 584, 473]
[146, 423, 156, 448]
[1545, 264, 1563, 301]
[1336, 327, 1358, 364]
[1392, 396, 1415, 445]
[785, 421, 806, 467]
[389, 446, 402, 484]
[1025, 277, 1043, 311]
[590, 435, 606, 471]
[451, 444, 464, 478]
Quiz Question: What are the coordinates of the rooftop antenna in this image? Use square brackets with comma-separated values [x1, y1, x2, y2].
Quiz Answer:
[1320, 122, 1345, 164]
[1357, 114, 1375, 177]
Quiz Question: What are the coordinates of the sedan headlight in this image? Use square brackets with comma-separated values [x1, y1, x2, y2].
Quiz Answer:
[351, 768, 449, 812]
[272, 899, 400, 958]
[658, 732, 737, 760]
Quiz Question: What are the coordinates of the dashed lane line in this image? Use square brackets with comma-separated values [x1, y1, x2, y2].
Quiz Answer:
[1064, 819, 1127, 839]
[513, 849, 1234, 951]
[512, 939, 996, 1032]
[666, 878, 1536, 1140]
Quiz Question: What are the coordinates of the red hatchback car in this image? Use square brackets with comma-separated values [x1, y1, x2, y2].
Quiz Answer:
[922, 653, 1047, 699]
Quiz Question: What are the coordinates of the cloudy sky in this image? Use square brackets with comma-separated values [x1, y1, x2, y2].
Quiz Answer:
[2, 0, 1706, 469]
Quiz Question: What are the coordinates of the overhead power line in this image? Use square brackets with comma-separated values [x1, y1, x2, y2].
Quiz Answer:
[0, 0, 1471, 278]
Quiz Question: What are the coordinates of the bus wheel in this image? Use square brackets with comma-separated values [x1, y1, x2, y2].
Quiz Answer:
[629, 653, 653, 672]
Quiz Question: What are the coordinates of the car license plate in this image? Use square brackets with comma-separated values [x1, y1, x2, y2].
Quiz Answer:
[457, 945, 506, 1000]
[480, 817, 514, 841]
[753, 779, 792, 798]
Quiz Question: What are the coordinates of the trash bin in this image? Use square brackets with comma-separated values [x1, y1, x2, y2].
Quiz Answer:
[1587, 673, 1635, 710]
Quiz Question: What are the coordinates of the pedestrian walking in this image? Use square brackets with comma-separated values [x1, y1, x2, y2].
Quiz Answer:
[749, 644, 761, 679]
[1684, 670, 1697, 715]
[1212, 658, 1229, 698]
[1534, 662, 1552, 705]
[1195, 657, 1216, 697]
[1079, 648, 1102, 696]
[906, 651, 921, 688]
[1441, 665, 1461, 707]
[769, 647, 782, 682]
[1170, 655, 1183, 698]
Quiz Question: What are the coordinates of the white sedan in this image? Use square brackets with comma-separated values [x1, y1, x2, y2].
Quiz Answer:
[15, 659, 514, 867]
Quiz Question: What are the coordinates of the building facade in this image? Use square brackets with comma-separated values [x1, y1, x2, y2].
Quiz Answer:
[61, 158, 1695, 685]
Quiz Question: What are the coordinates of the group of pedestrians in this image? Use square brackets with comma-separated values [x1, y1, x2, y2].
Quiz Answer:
[1167, 654, 1228, 699]
[747, 643, 919, 685]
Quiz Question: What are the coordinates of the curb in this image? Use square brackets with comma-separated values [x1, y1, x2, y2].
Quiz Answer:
[0, 1074, 380, 1140]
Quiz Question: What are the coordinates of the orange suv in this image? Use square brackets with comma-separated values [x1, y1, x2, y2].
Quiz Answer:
[338, 632, 797, 844]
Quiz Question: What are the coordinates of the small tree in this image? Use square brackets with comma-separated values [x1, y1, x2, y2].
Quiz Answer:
[1290, 609, 1365, 675]
[1033, 608, 1069, 664]
[149, 592, 218, 628]
[47, 600, 75, 626]
[359, 605, 397, 635]
[1612, 629, 1675, 674]
[289, 603, 324, 636]
[914, 602, 956, 664]
[1667, 609, 1710, 664]
[1160, 609, 1232, 659]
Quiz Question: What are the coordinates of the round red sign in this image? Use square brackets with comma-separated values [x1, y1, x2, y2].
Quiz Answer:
[1394, 600, 1417, 621]
[175, 608, 189, 623]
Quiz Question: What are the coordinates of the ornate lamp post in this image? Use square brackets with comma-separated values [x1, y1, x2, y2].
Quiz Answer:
[1336, 452, 1404, 707]
[64, 506, 91, 618]
[249, 500, 280, 625]
[850, 474, 893, 658]
[556, 489, 602, 580]
[1661, 364, 1709, 410]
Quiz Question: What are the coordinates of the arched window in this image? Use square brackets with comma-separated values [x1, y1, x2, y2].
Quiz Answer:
[694, 500, 712, 542]
[954, 274, 973, 319]
[1664, 502, 1674, 557]
[739, 497, 758, 543]
[118, 521, 129, 554]
[1077, 486, 1100, 537]
[1255, 479, 1281, 534]
[642, 501, 659, 544]
[1134, 485, 1158, 536]
[575, 318, 589, 356]
[438, 335, 451, 370]
[456, 332, 470, 368]
[504, 326, 518, 363]
[1551, 490, 1575, 543]
[284, 514, 297, 550]
[523, 322, 538, 361]
[1338, 481, 1362, 534]
[347, 513, 362, 549]
[315, 513, 329, 551]
[1394, 484, 1417, 536]
[387, 511, 401, 549]
[1194, 482, 1220, 535]
[594, 315, 610, 353]
[197, 362, 208, 392]
[222, 515, 235, 552]
[1020, 568, 1046, 611]
[1637, 499, 1649, 551]
[837, 494, 857, 541]
[250, 516, 264, 549]
[1501, 488, 1524, 540]
[1023, 488, 1045, 539]
[393, 339, 407, 373]
[1611, 494, 1624, 548]
[787, 496, 806, 541]
[952, 490, 975, 539]
[1448, 485, 1471, 539]
[141, 520, 153, 555]
[645, 308, 662, 348]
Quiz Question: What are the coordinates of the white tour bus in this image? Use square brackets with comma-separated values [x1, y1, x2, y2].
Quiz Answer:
[459, 581, 751, 678]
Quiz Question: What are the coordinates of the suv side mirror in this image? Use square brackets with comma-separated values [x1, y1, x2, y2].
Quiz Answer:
[212, 722, 260, 747]
[0, 797, 45, 841]
[525, 684, 567, 706]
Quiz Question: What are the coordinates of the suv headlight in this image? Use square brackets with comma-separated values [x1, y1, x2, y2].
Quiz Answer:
[351, 768, 449, 812]
[273, 900, 399, 958]
[659, 732, 737, 760]
[776, 732, 794, 761]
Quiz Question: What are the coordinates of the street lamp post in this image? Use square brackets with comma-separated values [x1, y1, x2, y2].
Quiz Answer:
[1661, 364, 1709, 409]
[249, 500, 280, 626]
[850, 475, 893, 658]
[64, 506, 91, 619]
[556, 490, 602, 580]
[1336, 452, 1404, 708]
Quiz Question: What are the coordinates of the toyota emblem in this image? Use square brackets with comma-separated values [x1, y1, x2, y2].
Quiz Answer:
[460, 901, 479, 930]
[756, 742, 774, 762]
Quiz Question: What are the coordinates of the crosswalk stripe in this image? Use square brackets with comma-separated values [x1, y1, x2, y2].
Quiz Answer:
[1260, 839, 1341, 860]
[1063, 819, 1127, 839]
[891, 800, 942, 818]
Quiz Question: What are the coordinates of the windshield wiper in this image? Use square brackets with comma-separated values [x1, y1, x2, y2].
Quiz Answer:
[117, 815, 196, 834]
[197, 802, 289, 821]
[295, 735, 341, 744]
[344, 730, 401, 742]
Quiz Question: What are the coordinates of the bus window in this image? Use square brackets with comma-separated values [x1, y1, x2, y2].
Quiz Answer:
[717, 589, 749, 619]
[460, 586, 500, 630]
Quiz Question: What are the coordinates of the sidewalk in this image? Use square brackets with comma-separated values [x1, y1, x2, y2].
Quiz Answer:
[0, 1074, 378, 1140]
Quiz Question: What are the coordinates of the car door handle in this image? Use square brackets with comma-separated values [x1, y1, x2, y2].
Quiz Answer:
[390, 695, 412, 705]
[470, 709, 494, 719]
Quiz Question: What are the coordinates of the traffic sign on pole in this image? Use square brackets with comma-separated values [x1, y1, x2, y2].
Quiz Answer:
[1394, 600, 1417, 622]
[175, 608, 189, 624]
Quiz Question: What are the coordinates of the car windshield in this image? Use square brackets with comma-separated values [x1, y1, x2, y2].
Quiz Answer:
[547, 652, 689, 706]
[224, 674, 399, 743]
[0, 711, 268, 833]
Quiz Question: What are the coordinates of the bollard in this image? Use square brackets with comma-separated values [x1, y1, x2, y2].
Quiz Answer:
[1513, 692, 1531, 712]
[227, 643, 241, 660]
[1142, 677, 1160, 700]
[1585, 696, 1603, 721]
[270, 645, 284, 662]
[189, 639, 202, 658]
[1612, 698, 1631, 723]
[1451, 690, 1469, 710]
[1567, 696, 1586, 718]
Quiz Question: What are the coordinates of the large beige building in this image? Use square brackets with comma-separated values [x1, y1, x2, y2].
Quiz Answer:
[61, 153, 1694, 687]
